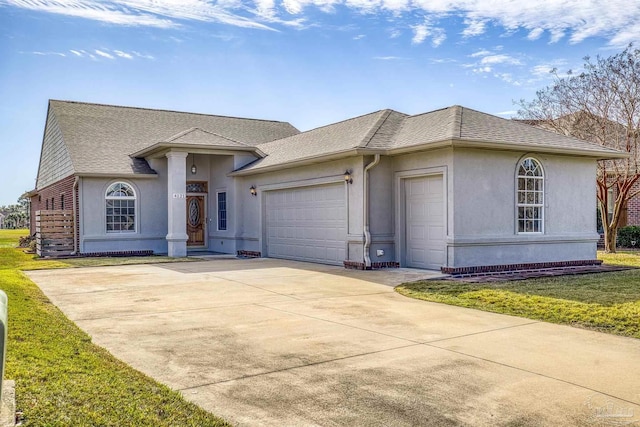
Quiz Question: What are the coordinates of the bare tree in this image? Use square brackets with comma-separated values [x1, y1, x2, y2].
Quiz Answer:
[518, 45, 640, 252]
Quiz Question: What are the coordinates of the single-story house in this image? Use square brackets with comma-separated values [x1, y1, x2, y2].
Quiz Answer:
[29, 100, 625, 272]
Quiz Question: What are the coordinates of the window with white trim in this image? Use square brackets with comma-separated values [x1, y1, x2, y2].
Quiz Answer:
[106, 182, 136, 232]
[517, 157, 544, 233]
[217, 191, 227, 231]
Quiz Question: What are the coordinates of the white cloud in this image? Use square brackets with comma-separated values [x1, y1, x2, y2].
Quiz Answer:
[470, 49, 492, 58]
[527, 28, 544, 40]
[411, 21, 445, 46]
[29, 51, 66, 56]
[480, 54, 521, 65]
[494, 72, 520, 85]
[353, 34, 365, 40]
[473, 66, 491, 73]
[462, 19, 486, 37]
[4, 0, 176, 28]
[388, 29, 401, 39]
[411, 23, 428, 44]
[114, 50, 133, 59]
[65, 48, 152, 60]
[373, 56, 403, 60]
[430, 58, 456, 63]
[531, 64, 554, 77]
[132, 51, 155, 60]
[549, 28, 565, 43]
[94, 49, 115, 59]
[1, 0, 276, 30]
[2, 0, 639, 47]
[495, 110, 517, 116]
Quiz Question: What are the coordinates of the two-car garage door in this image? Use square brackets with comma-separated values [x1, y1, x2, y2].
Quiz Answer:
[265, 183, 346, 265]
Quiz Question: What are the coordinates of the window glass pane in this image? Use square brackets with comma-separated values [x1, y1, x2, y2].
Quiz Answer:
[106, 182, 136, 233]
[218, 192, 227, 230]
[516, 158, 544, 233]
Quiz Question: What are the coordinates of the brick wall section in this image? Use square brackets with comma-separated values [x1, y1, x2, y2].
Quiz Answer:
[626, 180, 640, 226]
[30, 175, 78, 250]
[441, 259, 602, 275]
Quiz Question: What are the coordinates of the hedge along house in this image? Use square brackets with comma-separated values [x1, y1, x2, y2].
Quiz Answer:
[30, 100, 625, 273]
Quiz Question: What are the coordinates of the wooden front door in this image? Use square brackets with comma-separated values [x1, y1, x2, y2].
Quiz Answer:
[186, 195, 206, 247]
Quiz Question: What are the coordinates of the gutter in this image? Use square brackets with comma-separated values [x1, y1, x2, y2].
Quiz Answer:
[72, 176, 79, 255]
[231, 137, 626, 178]
[363, 154, 380, 269]
[229, 148, 386, 177]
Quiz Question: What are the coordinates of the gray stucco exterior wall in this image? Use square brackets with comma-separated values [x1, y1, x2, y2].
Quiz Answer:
[79, 172, 168, 254]
[75, 147, 599, 270]
[446, 148, 598, 267]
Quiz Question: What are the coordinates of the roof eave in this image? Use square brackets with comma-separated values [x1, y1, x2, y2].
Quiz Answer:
[385, 140, 453, 155]
[229, 148, 385, 176]
[450, 139, 630, 159]
[130, 143, 265, 159]
[76, 172, 159, 179]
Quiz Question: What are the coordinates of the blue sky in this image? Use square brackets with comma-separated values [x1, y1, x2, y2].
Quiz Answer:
[1, 0, 639, 206]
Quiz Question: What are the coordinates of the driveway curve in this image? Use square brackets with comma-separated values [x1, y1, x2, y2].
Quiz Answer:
[27, 258, 640, 426]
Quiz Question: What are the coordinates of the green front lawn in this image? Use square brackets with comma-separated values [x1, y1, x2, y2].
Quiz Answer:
[0, 230, 228, 426]
[396, 251, 640, 339]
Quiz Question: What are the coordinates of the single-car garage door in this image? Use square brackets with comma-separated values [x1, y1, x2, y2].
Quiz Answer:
[265, 183, 347, 265]
[405, 175, 445, 270]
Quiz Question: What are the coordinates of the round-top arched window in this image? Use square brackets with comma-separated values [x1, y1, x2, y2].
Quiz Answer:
[106, 182, 136, 232]
[516, 158, 544, 233]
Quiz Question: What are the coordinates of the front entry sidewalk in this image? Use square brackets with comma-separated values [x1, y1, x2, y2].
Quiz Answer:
[27, 258, 640, 426]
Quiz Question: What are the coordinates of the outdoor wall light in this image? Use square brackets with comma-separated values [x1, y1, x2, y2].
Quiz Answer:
[344, 170, 353, 184]
[190, 153, 197, 175]
[250, 186, 257, 196]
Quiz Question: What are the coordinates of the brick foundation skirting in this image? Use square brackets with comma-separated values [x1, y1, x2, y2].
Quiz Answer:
[441, 259, 603, 276]
[343, 261, 400, 270]
[237, 250, 261, 258]
[81, 250, 154, 258]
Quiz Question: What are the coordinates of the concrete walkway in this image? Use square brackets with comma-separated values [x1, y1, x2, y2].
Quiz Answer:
[27, 259, 640, 426]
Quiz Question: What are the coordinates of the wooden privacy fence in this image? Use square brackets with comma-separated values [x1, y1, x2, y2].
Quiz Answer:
[36, 210, 74, 257]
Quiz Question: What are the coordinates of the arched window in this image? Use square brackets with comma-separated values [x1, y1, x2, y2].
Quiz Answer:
[106, 182, 136, 232]
[517, 157, 544, 233]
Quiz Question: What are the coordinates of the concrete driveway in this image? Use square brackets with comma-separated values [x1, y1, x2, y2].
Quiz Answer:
[27, 258, 640, 426]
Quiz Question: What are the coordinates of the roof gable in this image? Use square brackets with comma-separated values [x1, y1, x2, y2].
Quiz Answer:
[389, 105, 625, 156]
[48, 100, 299, 177]
[163, 128, 250, 148]
[36, 104, 75, 189]
[238, 110, 394, 172]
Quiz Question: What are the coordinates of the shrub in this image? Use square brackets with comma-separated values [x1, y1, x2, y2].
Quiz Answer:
[616, 226, 640, 248]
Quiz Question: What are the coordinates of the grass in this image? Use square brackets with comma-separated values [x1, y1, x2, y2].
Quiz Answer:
[396, 251, 640, 339]
[0, 230, 229, 426]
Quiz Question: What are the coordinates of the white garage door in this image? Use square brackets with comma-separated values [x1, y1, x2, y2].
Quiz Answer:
[405, 175, 445, 270]
[265, 183, 347, 265]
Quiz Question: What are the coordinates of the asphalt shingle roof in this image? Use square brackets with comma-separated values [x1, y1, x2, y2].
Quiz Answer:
[237, 105, 624, 173]
[41, 101, 624, 181]
[391, 106, 626, 155]
[163, 128, 252, 148]
[238, 109, 393, 171]
[49, 100, 298, 176]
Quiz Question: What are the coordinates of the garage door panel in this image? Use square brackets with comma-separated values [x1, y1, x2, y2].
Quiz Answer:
[266, 184, 346, 265]
[405, 175, 445, 270]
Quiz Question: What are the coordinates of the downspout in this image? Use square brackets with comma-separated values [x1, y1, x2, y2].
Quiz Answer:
[71, 176, 79, 255]
[363, 154, 380, 269]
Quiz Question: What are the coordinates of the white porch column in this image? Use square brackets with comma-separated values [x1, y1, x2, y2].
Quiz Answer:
[166, 151, 189, 257]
